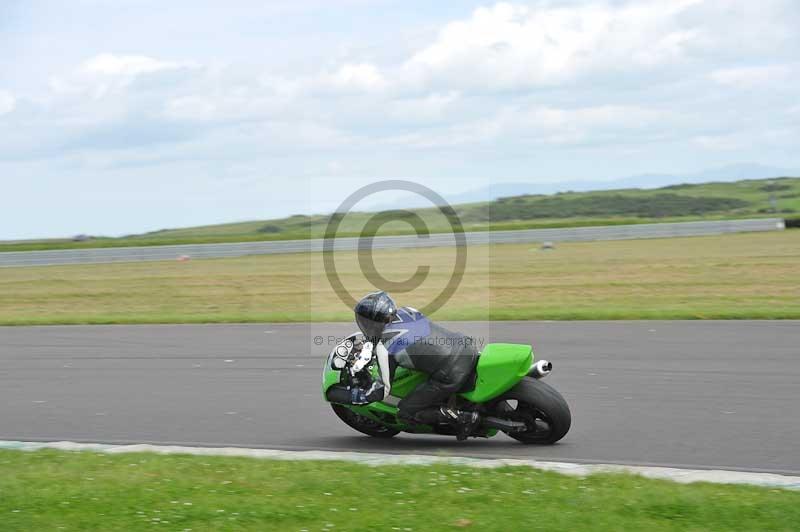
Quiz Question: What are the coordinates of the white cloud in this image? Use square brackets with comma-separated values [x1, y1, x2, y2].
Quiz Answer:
[82, 53, 191, 77]
[322, 62, 387, 92]
[385, 103, 669, 149]
[395, 0, 800, 92]
[49, 53, 199, 99]
[401, 1, 708, 90]
[3, 1, 800, 212]
[710, 64, 795, 89]
[163, 85, 291, 124]
[255, 63, 388, 99]
[387, 92, 460, 122]
[165, 95, 219, 121]
[24, 1, 796, 155]
[0, 90, 15, 115]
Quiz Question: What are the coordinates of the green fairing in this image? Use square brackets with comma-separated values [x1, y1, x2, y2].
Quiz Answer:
[460, 343, 533, 402]
[322, 368, 341, 399]
[389, 367, 428, 398]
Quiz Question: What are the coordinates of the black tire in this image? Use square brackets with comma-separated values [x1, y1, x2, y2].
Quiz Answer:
[497, 377, 571, 444]
[331, 404, 401, 438]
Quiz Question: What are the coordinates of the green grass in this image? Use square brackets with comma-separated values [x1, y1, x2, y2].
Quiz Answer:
[2, 177, 798, 252]
[0, 450, 797, 531]
[0, 231, 798, 324]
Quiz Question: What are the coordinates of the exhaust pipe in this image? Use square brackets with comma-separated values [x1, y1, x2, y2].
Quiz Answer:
[528, 359, 552, 379]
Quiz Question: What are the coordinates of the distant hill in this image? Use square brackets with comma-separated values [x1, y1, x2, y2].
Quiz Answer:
[367, 163, 800, 209]
[1, 176, 798, 252]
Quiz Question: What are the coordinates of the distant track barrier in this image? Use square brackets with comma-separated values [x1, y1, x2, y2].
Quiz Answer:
[0, 218, 785, 268]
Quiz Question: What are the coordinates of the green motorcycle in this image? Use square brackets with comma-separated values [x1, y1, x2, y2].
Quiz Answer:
[322, 333, 571, 443]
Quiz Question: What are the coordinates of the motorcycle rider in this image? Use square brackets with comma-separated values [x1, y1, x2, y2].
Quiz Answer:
[350, 290, 481, 441]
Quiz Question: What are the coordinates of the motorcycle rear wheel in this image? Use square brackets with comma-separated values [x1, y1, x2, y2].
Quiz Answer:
[331, 404, 401, 438]
[497, 377, 571, 444]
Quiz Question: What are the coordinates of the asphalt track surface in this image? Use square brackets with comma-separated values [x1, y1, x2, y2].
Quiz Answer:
[1, 322, 798, 475]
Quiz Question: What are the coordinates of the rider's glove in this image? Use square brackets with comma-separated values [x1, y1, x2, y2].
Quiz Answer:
[350, 381, 385, 405]
[350, 341, 373, 375]
[350, 387, 368, 404]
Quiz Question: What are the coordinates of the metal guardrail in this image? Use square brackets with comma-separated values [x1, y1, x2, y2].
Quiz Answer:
[0, 218, 785, 267]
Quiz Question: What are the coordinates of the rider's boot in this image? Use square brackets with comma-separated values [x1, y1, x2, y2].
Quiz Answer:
[402, 407, 481, 440]
[439, 406, 481, 441]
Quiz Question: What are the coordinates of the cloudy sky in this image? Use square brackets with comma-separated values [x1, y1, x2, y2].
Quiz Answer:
[1, 0, 799, 239]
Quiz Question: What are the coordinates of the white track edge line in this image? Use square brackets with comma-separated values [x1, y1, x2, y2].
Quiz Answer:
[1, 440, 798, 490]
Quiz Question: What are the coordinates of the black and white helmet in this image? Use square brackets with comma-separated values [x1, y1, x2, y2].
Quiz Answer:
[354, 291, 397, 341]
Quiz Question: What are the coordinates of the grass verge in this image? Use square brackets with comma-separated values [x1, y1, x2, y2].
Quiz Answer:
[1, 232, 798, 324]
[1, 449, 798, 531]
